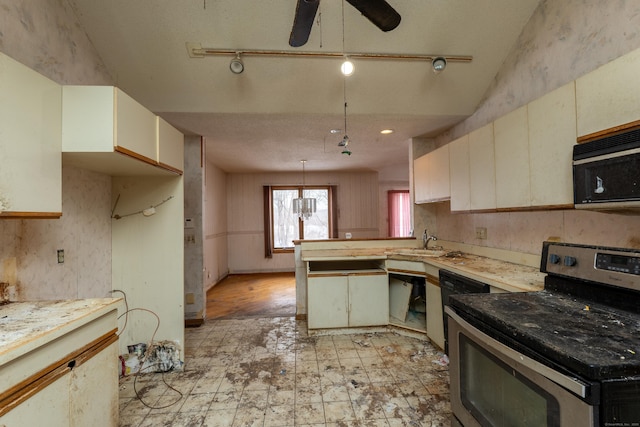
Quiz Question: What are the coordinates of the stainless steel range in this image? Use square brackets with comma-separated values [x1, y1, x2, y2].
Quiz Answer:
[446, 242, 640, 427]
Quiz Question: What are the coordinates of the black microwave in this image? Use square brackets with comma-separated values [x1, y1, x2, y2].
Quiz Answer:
[573, 127, 640, 210]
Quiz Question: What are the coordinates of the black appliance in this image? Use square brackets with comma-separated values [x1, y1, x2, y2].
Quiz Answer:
[439, 269, 490, 354]
[573, 126, 640, 210]
[447, 242, 640, 427]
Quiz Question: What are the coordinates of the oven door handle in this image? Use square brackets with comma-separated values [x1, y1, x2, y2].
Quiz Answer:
[446, 307, 589, 399]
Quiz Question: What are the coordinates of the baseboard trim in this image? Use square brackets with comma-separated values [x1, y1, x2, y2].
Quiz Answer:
[185, 318, 205, 328]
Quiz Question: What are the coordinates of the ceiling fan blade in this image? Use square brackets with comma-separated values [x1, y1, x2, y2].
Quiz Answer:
[346, 0, 401, 32]
[289, 0, 320, 47]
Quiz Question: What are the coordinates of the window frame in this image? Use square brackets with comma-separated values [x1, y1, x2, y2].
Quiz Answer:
[269, 185, 333, 253]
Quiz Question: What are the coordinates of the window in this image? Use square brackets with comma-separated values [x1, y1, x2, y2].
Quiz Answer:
[266, 186, 333, 252]
[388, 190, 411, 237]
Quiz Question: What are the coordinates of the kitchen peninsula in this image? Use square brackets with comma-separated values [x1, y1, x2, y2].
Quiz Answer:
[295, 238, 545, 347]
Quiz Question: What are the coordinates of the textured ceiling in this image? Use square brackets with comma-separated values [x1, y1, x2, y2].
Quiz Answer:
[67, 0, 542, 174]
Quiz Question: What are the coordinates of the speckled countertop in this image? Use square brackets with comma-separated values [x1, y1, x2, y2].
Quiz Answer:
[390, 252, 544, 292]
[0, 298, 121, 366]
[302, 248, 545, 293]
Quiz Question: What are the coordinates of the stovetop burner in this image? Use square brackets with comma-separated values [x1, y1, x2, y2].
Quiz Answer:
[450, 289, 640, 380]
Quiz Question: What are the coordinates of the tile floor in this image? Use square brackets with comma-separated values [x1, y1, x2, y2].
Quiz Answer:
[118, 317, 451, 427]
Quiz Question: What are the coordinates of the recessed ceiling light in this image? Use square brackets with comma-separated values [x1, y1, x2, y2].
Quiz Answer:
[330, 129, 342, 134]
[380, 129, 394, 135]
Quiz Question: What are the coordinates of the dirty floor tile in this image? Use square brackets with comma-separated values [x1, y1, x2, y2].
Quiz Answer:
[119, 317, 451, 426]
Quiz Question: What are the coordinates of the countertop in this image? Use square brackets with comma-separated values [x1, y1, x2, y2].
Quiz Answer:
[301, 247, 545, 293]
[0, 298, 121, 366]
[399, 252, 544, 292]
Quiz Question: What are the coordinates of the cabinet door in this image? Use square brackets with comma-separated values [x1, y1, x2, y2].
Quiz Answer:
[429, 145, 451, 201]
[0, 371, 70, 427]
[69, 342, 119, 427]
[494, 106, 531, 208]
[528, 82, 576, 207]
[0, 53, 62, 216]
[348, 273, 388, 327]
[576, 48, 640, 137]
[413, 153, 431, 203]
[62, 86, 115, 152]
[426, 280, 445, 350]
[469, 123, 496, 210]
[449, 135, 470, 211]
[115, 88, 157, 161]
[157, 117, 184, 172]
[307, 275, 349, 329]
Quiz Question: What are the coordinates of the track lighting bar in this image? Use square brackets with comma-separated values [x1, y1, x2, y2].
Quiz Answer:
[186, 43, 472, 64]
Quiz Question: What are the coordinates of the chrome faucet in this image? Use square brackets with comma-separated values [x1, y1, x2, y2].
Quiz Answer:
[422, 229, 437, 249]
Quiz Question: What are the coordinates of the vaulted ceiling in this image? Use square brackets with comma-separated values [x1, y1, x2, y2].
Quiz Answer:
[67, 0, 542, 174]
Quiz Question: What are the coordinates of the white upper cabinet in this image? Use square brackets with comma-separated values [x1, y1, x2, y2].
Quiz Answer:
[414, 145, 450, 204]
[430, 144, 451, 202]
[576, 48, 640, 137]
[528, 82, 577, 207]
[448, 135, 470, 211]
[413, 153, 431, 203]
[157, 117, 184, 173]
[62, 86, 183, 176]
[494, 105, 531, 209]
[468, 123, 497, 211]
[0, 53, 62, 218]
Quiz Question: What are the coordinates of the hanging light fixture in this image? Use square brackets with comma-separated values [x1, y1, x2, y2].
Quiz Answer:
[339, 95, 352, 155]
[338, 1, 355, 77]
[341, 56, 354, 76]
[292, 160, 316, 221]
[338, 66, 352, 155]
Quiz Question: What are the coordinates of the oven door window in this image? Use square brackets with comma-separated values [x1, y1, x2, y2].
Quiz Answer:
[460, 335, 560, 426]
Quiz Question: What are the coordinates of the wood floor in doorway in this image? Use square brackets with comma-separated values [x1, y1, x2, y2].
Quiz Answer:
[206, 272, 296, 319]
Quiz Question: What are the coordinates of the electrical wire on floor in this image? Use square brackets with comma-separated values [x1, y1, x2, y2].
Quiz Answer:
[111, 289, 184, 409]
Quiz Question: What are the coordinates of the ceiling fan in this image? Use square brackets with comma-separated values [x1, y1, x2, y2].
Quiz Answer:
[289, 0, 401, 48]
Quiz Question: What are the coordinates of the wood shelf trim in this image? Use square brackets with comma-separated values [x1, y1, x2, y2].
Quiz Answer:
[387, 268, 425, 277]
[0, 212, 62, 219]
[577, 119, 640, 144]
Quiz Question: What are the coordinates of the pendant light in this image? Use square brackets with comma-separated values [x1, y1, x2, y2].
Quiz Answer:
[338, 69, 352, 155]
[292, 160, 316, 221]
[339, 92, 352, 155]
[338, 0, 352, 155]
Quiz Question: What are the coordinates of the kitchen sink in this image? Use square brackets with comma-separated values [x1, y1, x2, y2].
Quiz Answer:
[389, 248, 448, 257]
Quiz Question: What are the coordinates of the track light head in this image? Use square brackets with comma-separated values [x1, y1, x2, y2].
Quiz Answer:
[432, 56, 446, 74]
[230, 53, 244, 74]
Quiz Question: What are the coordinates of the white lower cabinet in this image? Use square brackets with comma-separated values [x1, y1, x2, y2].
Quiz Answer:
[307, 271, 388, 329]
[426, 279, 445, 350]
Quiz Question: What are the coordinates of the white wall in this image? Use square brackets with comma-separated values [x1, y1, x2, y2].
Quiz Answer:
[112, 176, 184, 354]
[415, 0, 640, 255]
[1, 167, 112, 301]
[226, 171, 379, 273]
[204, 156, 229, 287]
[183, 136, 205, 321]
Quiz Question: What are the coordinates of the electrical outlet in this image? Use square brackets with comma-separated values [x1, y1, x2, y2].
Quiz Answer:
[475, 227, 487, 240]
[57, 249, 64, 263]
